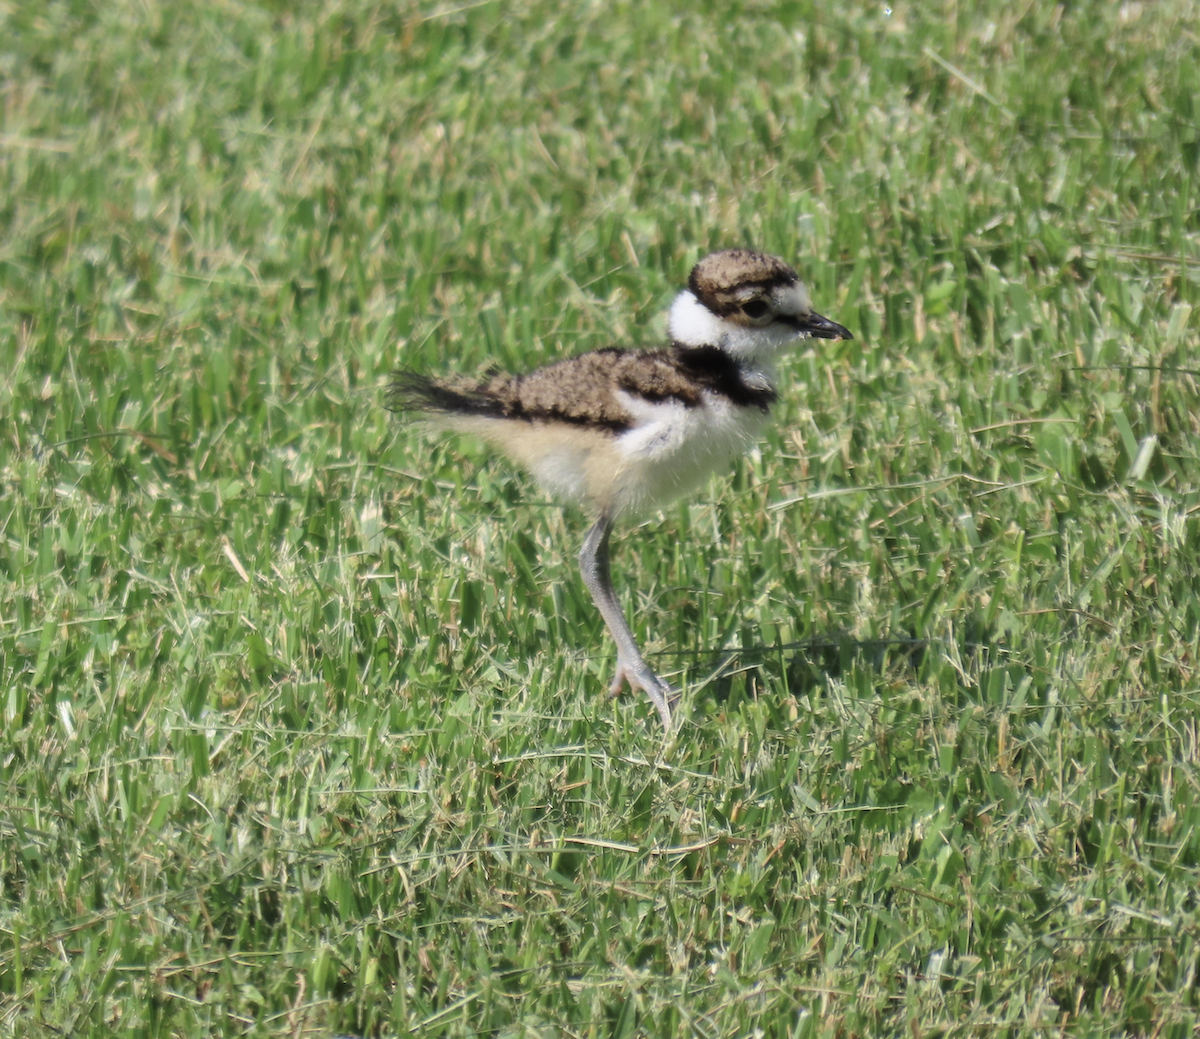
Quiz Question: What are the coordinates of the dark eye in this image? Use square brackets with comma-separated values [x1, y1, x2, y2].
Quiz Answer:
[741, 299, 769, 319]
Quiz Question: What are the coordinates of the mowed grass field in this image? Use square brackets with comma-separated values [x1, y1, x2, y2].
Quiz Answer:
[3, 1, 1200, 1035]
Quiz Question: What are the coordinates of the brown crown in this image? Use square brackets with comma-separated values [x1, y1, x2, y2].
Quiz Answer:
[687, 250, 799, 312]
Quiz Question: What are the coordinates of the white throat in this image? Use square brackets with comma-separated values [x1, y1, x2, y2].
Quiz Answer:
[667, 290, 803, 367]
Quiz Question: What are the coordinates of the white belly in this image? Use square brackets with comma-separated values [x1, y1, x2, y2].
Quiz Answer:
[606, 390, 769, 517]
[449, 391, 772, 519]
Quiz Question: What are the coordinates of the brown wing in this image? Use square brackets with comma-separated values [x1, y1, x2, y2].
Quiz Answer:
[479, 347, 712, 430]
[393, 348, 716, 432]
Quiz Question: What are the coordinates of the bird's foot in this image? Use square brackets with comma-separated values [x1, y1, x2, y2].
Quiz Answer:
[608, 658, 677, 729]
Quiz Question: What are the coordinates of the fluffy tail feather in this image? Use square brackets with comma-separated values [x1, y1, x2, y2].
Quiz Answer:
[387, 369, 507, 419]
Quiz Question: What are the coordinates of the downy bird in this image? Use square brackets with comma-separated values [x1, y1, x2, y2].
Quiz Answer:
[390, 249, 852, 729]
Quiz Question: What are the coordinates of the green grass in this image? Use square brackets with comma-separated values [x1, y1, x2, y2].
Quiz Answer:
[3, 0, 1200, 1035]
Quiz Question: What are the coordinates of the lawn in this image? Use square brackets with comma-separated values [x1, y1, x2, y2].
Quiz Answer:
[3, 0, 1200, 1036]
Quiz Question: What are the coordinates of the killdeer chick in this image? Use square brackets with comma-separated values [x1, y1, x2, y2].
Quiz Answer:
[391, 249, 851, 729]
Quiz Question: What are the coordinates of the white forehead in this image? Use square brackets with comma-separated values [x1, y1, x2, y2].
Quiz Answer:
[770, 280, 810, 316]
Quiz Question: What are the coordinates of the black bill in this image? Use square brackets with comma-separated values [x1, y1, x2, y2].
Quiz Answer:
[795, 310, 853, 340]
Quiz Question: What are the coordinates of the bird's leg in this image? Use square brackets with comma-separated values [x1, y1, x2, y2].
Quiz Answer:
[579, 516, 675, 730]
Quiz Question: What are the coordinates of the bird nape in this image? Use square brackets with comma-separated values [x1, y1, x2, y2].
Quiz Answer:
[389, 249, 852, 730]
